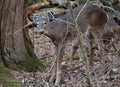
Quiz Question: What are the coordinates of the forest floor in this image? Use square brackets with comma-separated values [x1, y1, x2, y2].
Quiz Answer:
[9, 28, 120, 87]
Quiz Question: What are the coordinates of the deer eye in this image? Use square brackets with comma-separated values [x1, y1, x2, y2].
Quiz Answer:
[35, 22, 39, 25]
[43, 21, 47, 24]
[35, 23, 38, 25]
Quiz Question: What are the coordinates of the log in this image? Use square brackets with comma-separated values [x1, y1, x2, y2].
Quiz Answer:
[26, 2, 51, 14]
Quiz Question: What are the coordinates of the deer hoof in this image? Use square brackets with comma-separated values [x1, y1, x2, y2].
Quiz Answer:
[49, 76, 56, 83]
[53, 85, 59, 87]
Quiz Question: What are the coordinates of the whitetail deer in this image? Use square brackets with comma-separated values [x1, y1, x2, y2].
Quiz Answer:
[28, 4, 108, 86]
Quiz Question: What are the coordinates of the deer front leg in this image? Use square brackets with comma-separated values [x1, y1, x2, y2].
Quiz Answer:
[98, 40, 104, 69]
[49, 45, 58, 83]
[55, 45, 65, 86]
[49, 63, 57, 83]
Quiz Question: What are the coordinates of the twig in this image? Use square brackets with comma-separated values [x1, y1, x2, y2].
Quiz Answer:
[42, 78, 50, 87]
[75, 0, 89, 21]
[102, 6, 120, 19]
[67, 0, 94, 87]
[5, 23, 31, 35]
[5, 16, 74, 36]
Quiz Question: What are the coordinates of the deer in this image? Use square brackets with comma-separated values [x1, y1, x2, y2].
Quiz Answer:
[28, 4, 108, 86]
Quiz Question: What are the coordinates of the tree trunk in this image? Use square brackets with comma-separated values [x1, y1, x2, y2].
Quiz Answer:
[0, 0, 44, 72]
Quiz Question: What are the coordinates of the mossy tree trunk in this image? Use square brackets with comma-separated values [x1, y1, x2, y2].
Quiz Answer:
[0, 0, 44, 72]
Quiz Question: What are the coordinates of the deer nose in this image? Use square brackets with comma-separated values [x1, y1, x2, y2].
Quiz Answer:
[39, 30, 44, 34]
[38, 28, 45, 34]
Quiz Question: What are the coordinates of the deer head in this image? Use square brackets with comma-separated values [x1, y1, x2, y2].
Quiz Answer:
[28, 11, 55, 34]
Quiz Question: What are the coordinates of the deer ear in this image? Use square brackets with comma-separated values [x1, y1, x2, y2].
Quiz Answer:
[27, 14, 35, 21]
[46, 11, 55, 21]
[113, 16, 120, 26]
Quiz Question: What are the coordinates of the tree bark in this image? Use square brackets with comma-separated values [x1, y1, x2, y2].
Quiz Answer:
[0, 0, 44, 72]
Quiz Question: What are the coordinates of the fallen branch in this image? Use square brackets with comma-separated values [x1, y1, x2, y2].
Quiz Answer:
[26, 2, 51, 14]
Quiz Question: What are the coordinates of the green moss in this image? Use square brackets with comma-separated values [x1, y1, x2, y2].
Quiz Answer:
[7, 54, 45, 72]
[0, 62, 23, 87]
[40, 56, 80, 66]
[17, 54, 45, 72]
[71, 56, 80, 60]
[1, 53, 45, 72]
[63, 56, 80, 61]
[7, 63, 22, 72]
[9, 82, 24, 87]
[41, 60, 52, 65]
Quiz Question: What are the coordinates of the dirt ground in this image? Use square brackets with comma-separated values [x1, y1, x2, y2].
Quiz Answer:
[11, 28, 120, 87]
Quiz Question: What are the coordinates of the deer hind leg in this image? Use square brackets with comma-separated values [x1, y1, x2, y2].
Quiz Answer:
[70, 43, 79, 61]
[89, 41, 95, 70]
[55, 45, 65, 86]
